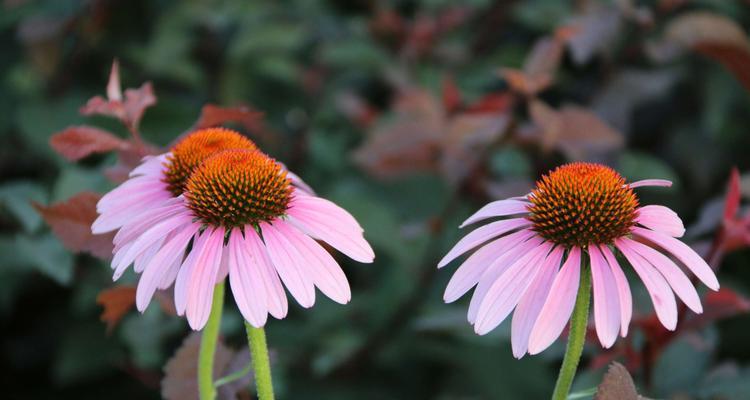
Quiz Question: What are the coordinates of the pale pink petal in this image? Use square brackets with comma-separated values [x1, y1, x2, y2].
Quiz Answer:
[474, 242, 553, 335]
[112, 198, 184, 252]
[444, 229, 535, 303]
[158, 256, 183, 290]
[133, 236, 166, 274]
[589, 245, 620, 348]
[621, 238, 702, 313]
[112, 212, 193, 279]
[130, 153, 169, 177]
[528, 247, 582, 355]
[228, 229, 268, 328]
[632, 227, 719, 290]
[261, 222, 316, 308]
[97, 178, 168, 212]
[243, 229, 288, 319]
[136, 223, 199, 311]
[467, 236, 544, 323]
[635, 205, 685, 237]
[438, 218, 531, 268]
[287, 171, 315, 195]
[274, 221, 351, 304]
[511, 246, 563, 358]
[628, 179, 672, 189]
[616, 239, 678, 330]
[287, 196, 374, 263]
[459, 200, 531, 228]
[93, 191, 173, 234]
[599, 245, 632, 337]
[175, 232, 208, 316]
[185, 228, 225, 330]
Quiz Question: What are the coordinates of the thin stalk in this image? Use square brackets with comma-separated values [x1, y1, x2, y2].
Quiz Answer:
[245, 322, 275, 400]
[198, 282, 225, 400]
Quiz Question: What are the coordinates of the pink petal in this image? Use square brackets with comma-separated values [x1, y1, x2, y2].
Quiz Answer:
[510, 246, 563, 358]
[228, 229, 268, 328]
[467, 236, 544, 323]
[635, 205, 685, 237]
[444, 229, 535, 303]
[628, 179, 672, 189]
[261, 222, 316, 308]
[528, 247, 581, 355]
[136, 223, 199, 311]
[474, 241, 553, 335]
[589, 245, 620, 348]
[133, 236, 166, 273]
[287, 196, 374, 263]
[158, 256, 182, 290]
[130, 153, 168, 177]
[621, 238, 702, 313]
[438, 218, 531, 268]
[631, 227, 719, 290]
[599, 245, 632, 337]
[274, 221, 351, 304]
[287, 171, 315, 195]
[175, 232, 209, 316]
[185, 228, 225, 330]
[616, 239, 677, 330]
[243, 229, 288, 319]
[112, 198, 184, 252]
[459, 200, 531, 228]
[92, 191, 173, 234]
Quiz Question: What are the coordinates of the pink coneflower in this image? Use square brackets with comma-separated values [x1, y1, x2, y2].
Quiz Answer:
[101, 145, 374, 330]
[439, 162, 719, 358]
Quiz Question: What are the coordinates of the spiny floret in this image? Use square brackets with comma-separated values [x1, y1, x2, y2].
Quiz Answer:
[528, 162, 638, 247]
[185, 149, 292, 228]
[163, 128, 257, 196]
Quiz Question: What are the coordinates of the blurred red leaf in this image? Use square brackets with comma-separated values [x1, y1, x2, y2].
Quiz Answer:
[80, 61, 157, 130]
[162, 332, 235, 400]
[529, 99, 624, 159]
[32, 192, 114, 259]
[500, 35, 564, 96]
[194, 104, 264, 131]
[564, 6, 622, 66]
[335, 91, 379, 128]
[723, 167, 741, 222]
[685, 288, 750, 331]
[96, 285, 136, 333]
[442, 75, 462, 114]
[594, 362, 643, 400]
[49, 125, 129, 161]
[661, 12, 750, 91]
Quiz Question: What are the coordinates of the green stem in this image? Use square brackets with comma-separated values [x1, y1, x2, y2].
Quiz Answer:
[551, 262, 591, 400]
[198, 281, 225, 400]
[245, 322, 275, 400]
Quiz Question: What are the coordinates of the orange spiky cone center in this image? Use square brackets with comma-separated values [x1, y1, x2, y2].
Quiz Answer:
[528, 162, 638, 247]
[163, 128, 257, 196]
[185, 149, 292, 228]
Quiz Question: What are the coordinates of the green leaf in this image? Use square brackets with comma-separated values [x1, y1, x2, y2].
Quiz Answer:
[0, 180, 47, 233]
[15, 233, 74, 286]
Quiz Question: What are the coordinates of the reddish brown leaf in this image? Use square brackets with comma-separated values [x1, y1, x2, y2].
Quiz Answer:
[687, 288, 750, 331]
[335, 91, 379, 128]
[565, 6, 623, 65]
[499, 35, 563, 96]
[441, 113, 509, 184]
[724, 167, 741, 221]
[96, 286, 136, 333]
[81, 79, 157, 130]
[529, 99, 624, 159]
[663, 12, 750, 91]
[441, 75, 462, 114]
[194, 104, 264, 132]
[33, 192, 114, 259]
[161, 332, 249, 400]
[594, 362, 642, 400]
[50, 125, 129, 161]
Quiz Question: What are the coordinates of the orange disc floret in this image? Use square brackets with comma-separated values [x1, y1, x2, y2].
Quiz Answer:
[185, 149, 292, 228]
[163, 128, 257, 196]
[528, 162, 638, 247]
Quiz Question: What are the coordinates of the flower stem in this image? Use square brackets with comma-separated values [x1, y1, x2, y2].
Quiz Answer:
[198, 281, 225, 400]
[245, 322, 275, 400]
[551, 263, 591, 400]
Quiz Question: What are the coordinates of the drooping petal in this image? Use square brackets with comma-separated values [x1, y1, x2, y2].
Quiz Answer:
[631, 227, 719, 290]
[287, 196, 374, 263]
[467, 237, 544, 323]
[274, 221, 351, 304]
[438, 218, 532, 268]
[243, 229, 288, 319]
[260, 222, 316, 308]
[185, 228, 225, 330]
[136, 223, 199, 311]
[511, 246, 563, 358]
[113, 198, 184, 252]
[635, 205, 685, 237]
[599, 245, 632, 337]
[528, 247, 581, 355]
[474, 242, 553, 335]
[459, 200, 531, 228]
[616, 238, 678, 330]
[628, 179, 672, 189]
[133, 235, 166, 274]
[175, 232, 209, 316]
[589, 245, 620, 348]
[228, 229, 268, 328]
[444, 229, 535, 303]
[129, 153, 169, 178]
[620, 238, 702, 313]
